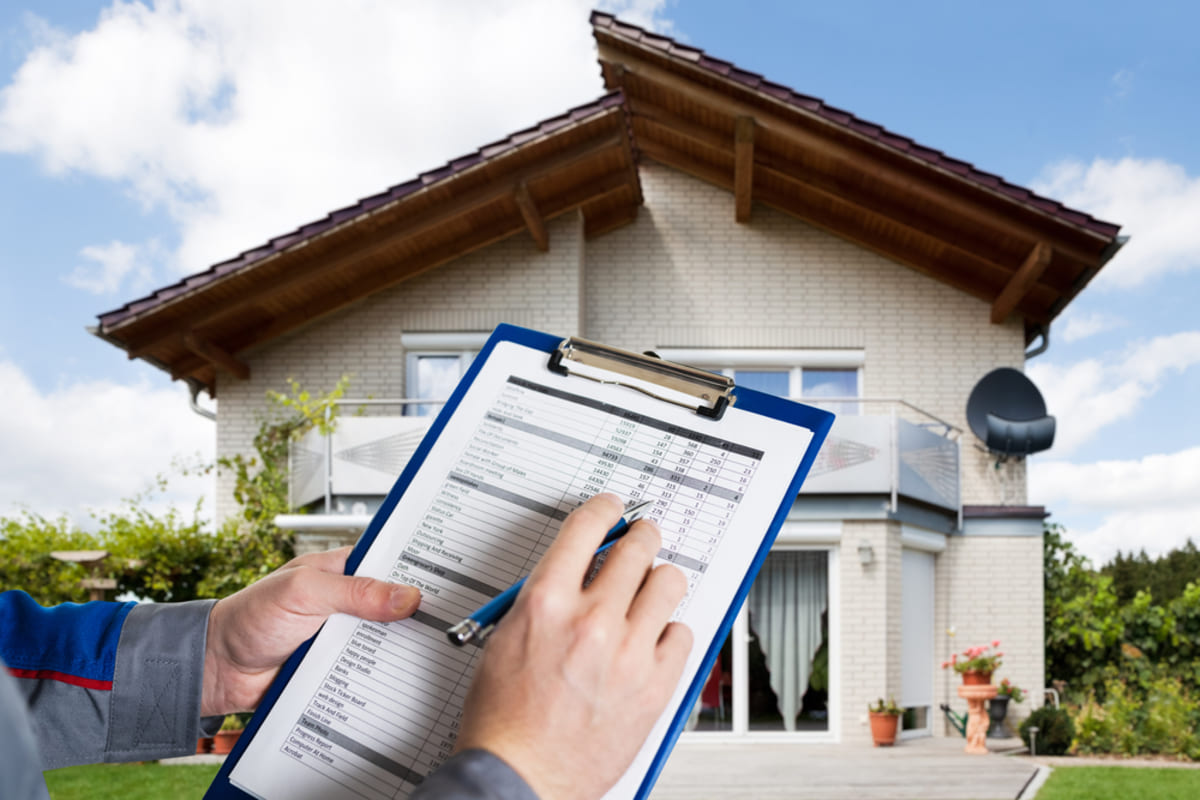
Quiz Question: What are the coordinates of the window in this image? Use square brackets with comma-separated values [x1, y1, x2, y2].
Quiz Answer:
[401, 333, 489, 416]
[655, 349, 863, 414]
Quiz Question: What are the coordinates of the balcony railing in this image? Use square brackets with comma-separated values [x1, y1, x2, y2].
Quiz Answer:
[288, 396, 961, 520]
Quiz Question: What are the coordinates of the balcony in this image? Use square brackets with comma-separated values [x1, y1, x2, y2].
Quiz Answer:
[282, 397, 961, 531]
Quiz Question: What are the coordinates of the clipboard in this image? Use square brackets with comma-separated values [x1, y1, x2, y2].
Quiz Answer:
[207, 323, 833, 800]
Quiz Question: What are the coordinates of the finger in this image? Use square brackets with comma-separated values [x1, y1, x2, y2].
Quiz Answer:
[284, 568, 421, 622]
[526, 493, 624, 591]
[655, 621, 694, 671]
[585, 518, 662, 610]
[625, 562, 688, 646]
[277, 545, 354, 575]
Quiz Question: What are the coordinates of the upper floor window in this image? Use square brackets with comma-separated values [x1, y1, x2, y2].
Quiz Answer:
[656, 349, 863, 415]
[401, 332, 490, 416]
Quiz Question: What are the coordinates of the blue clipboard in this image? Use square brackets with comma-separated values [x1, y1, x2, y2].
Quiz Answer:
[206, 323, 833, 800]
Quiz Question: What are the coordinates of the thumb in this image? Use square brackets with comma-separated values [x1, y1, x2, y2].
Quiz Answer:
[302, 571, 421, 622]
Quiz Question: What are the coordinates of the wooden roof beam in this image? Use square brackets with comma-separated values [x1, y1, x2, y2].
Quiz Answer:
[991, 242, 1053, 324]
[734, 116, 755, 223]
[514, 182, 549, 251]
[182, 333, 250, 380]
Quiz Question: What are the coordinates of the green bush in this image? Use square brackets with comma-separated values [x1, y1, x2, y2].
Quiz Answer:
[1020, 705, 1075, 755]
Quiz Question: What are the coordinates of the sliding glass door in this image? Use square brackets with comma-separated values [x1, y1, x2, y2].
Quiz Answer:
[688, 547, 835, 738]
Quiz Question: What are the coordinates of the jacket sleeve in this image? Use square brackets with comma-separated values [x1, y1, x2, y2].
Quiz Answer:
[0, 590, 218, 769]
[410, 749, 540, 800]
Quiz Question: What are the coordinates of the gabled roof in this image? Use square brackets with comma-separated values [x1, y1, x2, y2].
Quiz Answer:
[95, 13, 1122, 397]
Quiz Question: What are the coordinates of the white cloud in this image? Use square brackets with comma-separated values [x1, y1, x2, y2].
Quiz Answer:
[63, 239, 158, 295]
[1031, 448, 1200, 563]
[1028, 330, 1200, 454]
[1058, 310, 1125, 343]
[1032, 157, 1200, 289]
[0, 0, 675, 287]
[1110, 68, 1133, 99]
[0, 359, 213, 526]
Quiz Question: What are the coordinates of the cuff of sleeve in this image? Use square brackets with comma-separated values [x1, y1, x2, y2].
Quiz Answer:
[105, 599, 217, 762]
[410, 749, 540, 800]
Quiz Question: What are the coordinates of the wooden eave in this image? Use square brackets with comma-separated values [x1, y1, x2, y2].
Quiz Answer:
[95, 96, 642, 396]
[592, 14, 1123, 341]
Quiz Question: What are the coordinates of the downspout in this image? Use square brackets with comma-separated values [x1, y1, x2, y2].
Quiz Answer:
[189, 381, 216, 421]
[1024, 324, 1050, 360]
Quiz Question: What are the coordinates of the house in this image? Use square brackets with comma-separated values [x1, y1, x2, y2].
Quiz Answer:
[94, 12, 1122, 745]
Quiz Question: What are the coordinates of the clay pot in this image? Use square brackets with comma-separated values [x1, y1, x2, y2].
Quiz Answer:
[869, 711, 900, 746]
[212, 730, 242, 755]
[196, 736, 213, 754]
[961, 670, 993, 686]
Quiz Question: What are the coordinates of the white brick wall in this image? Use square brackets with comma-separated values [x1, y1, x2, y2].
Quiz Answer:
[933, 533, 1045, 736]
[585, 164, 1028, 506]
[214, 212, 585, 519]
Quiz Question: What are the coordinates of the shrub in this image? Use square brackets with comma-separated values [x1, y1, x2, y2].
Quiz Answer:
[1020, 705, 1075, 755]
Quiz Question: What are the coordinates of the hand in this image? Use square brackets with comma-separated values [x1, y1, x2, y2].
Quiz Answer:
[201, 546, 421, 716]
[454, 494, 693, 800]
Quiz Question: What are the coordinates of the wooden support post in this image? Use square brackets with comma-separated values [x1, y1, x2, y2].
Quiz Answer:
[991, 242, 1052, 323]
[734, 115, 755, 223]
[514, 182, 549, 251]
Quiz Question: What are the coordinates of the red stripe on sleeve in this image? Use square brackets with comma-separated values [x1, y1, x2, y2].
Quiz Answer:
[6, 667, 113, 691]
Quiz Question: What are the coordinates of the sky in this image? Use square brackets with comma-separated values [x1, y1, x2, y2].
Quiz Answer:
[1, 0, 1197, 566]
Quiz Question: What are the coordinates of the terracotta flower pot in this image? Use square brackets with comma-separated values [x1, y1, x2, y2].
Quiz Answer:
[961, 670, 993, 686]
[869, 711, 900, 746]
[212, 729, 242, 755]
[196, 736, 213, 754]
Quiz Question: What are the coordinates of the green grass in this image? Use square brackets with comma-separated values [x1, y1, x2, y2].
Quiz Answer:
[44, 762, 221, 800]
[1036, 766, 1200, 800]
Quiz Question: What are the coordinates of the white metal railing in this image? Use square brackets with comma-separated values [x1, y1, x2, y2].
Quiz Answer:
[288, 396, 961, 516]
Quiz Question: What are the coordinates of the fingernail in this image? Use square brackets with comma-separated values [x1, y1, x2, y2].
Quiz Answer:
[390, 584, 420, 613]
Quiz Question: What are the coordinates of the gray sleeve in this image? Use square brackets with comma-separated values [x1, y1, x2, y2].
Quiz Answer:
[410, 749, 540, 800]
[0, 663, 51, 800]
[34, 599, 218, 768]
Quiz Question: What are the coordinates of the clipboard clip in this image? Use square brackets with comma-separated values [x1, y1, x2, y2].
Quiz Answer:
[548, 337, 734, 420]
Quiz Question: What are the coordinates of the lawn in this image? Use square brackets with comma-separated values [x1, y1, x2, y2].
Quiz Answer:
[44, 762, 220, 799]
[1035, 766, 1200, 800]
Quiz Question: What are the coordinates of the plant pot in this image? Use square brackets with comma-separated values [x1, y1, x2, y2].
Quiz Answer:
[869, 711, 900, 746]
[961, 670, 993, 686]
[212, 729, 242, 755]
[196, 736, 213, 754]
[987, 695, 1010, 737]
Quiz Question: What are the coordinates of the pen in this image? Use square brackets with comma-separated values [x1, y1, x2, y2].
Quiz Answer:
[446, 499, 655, 647]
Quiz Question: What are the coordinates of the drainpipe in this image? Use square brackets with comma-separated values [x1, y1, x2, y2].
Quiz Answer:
[1024, 325, 1050, 360]
[189, 381, 216, 421]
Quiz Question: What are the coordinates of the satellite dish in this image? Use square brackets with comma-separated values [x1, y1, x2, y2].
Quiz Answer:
[965, 368, 1056, 457]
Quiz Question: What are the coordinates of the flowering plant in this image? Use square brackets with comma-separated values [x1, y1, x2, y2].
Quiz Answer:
[995, 678, 1024, 703]
[940, 640, 1003, 675]
[868, 696, 902, 716]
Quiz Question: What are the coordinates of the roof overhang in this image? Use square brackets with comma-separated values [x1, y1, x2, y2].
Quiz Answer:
[591, 12, 1123, 344]
[95, 93, 642, 396]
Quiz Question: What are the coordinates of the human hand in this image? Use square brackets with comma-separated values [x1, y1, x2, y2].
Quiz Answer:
[454, 493, 693, 800]
[201, 546, 421, 716]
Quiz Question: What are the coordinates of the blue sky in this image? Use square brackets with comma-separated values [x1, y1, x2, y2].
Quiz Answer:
[1, 1, 1197, 565]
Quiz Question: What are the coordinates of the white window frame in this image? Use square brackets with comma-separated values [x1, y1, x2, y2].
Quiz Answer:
[401, 332, 490, 414]
[654, 348, 865, 402]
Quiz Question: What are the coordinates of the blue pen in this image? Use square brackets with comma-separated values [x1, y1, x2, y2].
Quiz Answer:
[446, 499, 654, 647]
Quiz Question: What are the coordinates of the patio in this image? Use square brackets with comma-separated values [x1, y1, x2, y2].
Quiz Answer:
[649, 737, 1038, 800]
